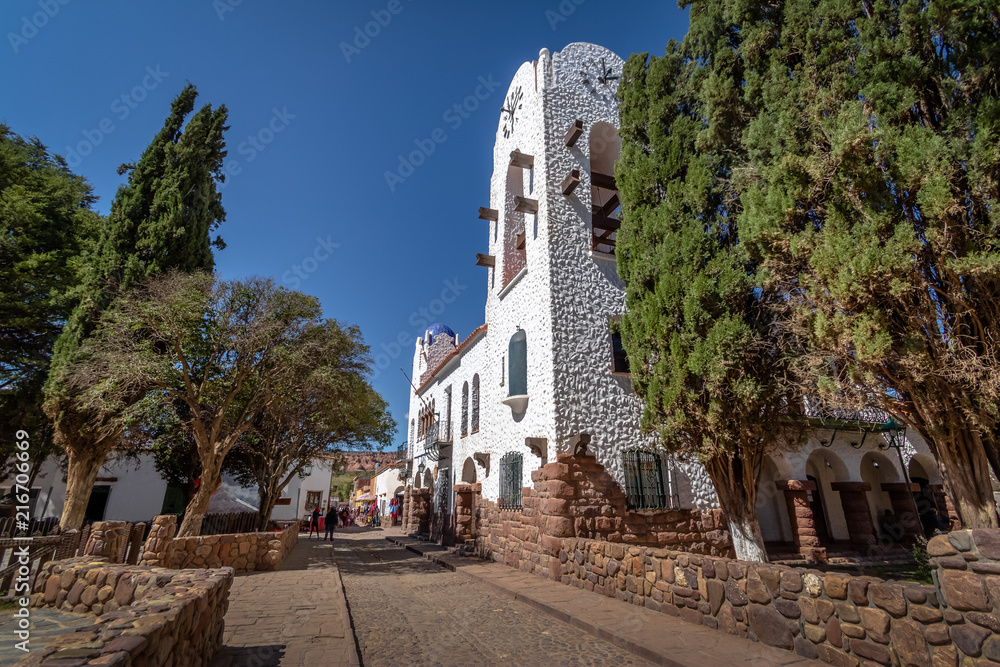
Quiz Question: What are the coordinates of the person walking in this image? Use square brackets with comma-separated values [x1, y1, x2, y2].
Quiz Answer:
[324, 505, 338, 541]
[309, 506, 321, 539]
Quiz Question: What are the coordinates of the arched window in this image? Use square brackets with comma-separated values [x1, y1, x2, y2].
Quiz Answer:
[499, 452, 523, 510]
[589, 121, 622, 254]
[471, 374, 480, 433]
[461, 382, 469, 438]
[508, 331, 527, 396]
[502, 163, 527, 286]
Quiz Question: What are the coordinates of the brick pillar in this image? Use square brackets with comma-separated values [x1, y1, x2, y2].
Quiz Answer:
[402, 486, 413, 532]
[831, 481, 877, 553]
[775, 480, 826, 561]
[880, 482, 922, 543]
[409, 488, 431, 535]
[930, 484, 962, 531]
[84, 520, 129, 563]
[453, 483, 480, 543]
[139, 515, 177, 567]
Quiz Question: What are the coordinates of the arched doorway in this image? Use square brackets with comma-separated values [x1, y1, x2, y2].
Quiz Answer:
[909, 456, 942, 536]
[860, 451, 901, 541]
[756, 455, 792, 544]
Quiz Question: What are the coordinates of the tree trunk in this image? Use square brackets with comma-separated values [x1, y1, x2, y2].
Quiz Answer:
[177, 468, 222, 537]
[257, 489, 279, 532]
[59, 447, 107, 530]
[704, 449, 769, 563]
[934, 428, 998, 529]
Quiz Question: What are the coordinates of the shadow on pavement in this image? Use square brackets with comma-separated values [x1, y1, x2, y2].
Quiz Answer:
[212, 644, 285, 666]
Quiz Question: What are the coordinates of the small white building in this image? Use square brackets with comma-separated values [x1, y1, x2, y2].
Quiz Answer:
[400, 42, 959, 558]
[3, 453, 336, 527]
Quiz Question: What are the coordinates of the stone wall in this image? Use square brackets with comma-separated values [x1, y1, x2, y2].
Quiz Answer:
[23, 558, 232, 666]
[169, 525, 297, 572]
[471, 452, 732, 576]
[480, 526, 1000, 666]
[138, 515, 298, 573]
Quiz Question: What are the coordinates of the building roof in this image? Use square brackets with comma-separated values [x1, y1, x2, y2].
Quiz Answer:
[416, 323, 488, 394]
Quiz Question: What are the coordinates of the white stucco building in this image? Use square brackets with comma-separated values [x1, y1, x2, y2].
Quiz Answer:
[400, 42, 959, 559]
[2, 453, 335, 527]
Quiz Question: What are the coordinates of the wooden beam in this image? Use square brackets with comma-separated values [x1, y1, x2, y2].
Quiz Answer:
[592, 214, 621, 232]
[594, 192, 620, 217]
[475, 253, 495, 267]
[591, 171, 617, 190]
[516, 232, 526, 250]
[564, 119, 584, 147]
[509, 149, 534, 169]
[478, 207, 498, 221]
[561, 169, 581, 196]
[514, 196, 538, 214]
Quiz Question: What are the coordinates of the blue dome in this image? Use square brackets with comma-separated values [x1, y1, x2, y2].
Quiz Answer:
[426, 323, 455, 343]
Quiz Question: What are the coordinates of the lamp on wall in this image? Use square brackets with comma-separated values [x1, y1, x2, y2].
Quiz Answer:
[417, 460, 426, 477]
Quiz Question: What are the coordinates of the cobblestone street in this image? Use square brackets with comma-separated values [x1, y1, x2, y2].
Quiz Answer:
[332, 528, 654, 667]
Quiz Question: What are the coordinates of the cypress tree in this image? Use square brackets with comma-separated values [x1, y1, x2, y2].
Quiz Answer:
[616, 29, 802, 561]
[44, 85, 228, 529]
[736, 0, 1000, 528]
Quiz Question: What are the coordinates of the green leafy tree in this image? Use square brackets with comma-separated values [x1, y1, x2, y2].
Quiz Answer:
[61, 271, 378, 537]
[44, 85, 228, 529]
[616, 34, 805, 560]
[730, 0, 1000, 527]
[227, 354, 394, 531]
[0, 125, 100, 482]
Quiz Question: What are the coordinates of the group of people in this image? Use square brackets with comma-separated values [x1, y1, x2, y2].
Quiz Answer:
[307, 505, 359, 540]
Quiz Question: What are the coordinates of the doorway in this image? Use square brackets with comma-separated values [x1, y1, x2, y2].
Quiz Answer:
[84, 485, 111, 524]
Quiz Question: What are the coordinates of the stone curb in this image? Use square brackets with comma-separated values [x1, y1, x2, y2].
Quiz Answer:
[386, 535, 820, 667]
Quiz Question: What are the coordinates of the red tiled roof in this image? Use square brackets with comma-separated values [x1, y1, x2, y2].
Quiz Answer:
[415, 323, 488, 394]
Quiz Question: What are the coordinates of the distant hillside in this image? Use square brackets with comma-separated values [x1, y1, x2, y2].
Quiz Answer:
[342, 451, 396, 473]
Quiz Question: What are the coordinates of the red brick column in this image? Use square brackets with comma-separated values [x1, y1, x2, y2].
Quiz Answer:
[881, 482, 922, 543]
[453, 483, 480, 543]
[410, 488, 431, 535]
[775, 480, 826, 561]
[831, 481, 877, 553]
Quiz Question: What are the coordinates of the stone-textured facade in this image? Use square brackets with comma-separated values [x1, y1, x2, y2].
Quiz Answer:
[23, 558, 232, 666]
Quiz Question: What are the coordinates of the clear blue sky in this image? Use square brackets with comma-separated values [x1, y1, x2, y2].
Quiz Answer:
[1, 0, 689, 448]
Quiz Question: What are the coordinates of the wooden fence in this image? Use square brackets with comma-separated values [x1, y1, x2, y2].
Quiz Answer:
[200, 511, 259, 535]
[0, 516, 60, 538]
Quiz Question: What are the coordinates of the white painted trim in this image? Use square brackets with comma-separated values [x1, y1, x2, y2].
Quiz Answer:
[497, 266, 528, 300]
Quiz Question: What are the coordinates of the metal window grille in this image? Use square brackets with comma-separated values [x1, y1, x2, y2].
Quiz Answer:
[471, 375, 480, 432]
[499, 452, 523, 510]
[623, 450, 669, 510]
[461, 383, 469, 437]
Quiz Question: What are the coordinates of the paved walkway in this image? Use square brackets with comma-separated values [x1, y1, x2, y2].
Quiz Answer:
[334, 527, 654, 666]
[385, 531, 823, 667]
[211, 533, 359, 667]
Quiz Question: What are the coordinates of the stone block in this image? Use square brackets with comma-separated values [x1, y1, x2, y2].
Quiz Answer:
[893, 618, 931, 667]
[940, 569, 989, 611]
[950, 623, 990, 658]
[851, 639, 891, 665]
[747, 604, 793, 650]
[825, 574, 850, 599]
[869, 583, 907, 617]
